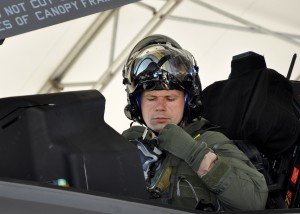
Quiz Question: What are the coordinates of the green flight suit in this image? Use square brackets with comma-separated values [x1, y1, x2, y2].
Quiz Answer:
[122, 118, 268, 211]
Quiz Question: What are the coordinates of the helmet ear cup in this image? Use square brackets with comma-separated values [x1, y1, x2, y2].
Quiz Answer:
[187, 96, 203, 121]
[124, 104, 136, 121]
[124, 93, 144, 124]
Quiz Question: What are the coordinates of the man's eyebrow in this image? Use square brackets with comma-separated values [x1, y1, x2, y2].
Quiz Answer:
[144, 94, 157, 97]
[144, 94, 179, 98]
[165, 94, 180, 98]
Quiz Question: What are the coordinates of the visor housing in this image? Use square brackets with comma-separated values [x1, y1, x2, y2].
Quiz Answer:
[125, 45, 197, 94]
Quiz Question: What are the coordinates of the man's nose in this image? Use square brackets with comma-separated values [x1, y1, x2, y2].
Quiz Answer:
[155, 98, 166, 110]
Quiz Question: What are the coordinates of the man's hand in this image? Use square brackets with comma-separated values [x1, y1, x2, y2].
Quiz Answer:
[158, 124, 212, 174]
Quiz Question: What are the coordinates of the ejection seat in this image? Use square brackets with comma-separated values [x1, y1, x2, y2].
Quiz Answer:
[201, 51, 300, 209]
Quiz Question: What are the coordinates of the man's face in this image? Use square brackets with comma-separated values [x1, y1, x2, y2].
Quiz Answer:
[141, 89, 185, 132]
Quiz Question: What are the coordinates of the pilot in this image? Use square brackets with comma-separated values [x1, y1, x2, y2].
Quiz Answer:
[121, 34, 268, 211]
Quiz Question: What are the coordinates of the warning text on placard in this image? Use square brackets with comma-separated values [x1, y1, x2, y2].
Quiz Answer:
[0, 0, 136, 39]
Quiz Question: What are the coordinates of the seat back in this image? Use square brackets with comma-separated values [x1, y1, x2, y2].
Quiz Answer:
[202, 51, 300, 208]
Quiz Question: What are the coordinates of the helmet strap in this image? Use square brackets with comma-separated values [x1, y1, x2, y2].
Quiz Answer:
[136, 93, 141, 109]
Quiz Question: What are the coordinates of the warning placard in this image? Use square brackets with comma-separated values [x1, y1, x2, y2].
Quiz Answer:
[0, 0, 139, 39]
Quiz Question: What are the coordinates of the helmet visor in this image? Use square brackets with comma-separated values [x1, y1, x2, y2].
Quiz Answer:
[125, 45, 197, 93]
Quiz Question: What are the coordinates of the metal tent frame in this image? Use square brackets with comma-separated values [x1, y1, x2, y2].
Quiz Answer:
[38, 0, 300, 94]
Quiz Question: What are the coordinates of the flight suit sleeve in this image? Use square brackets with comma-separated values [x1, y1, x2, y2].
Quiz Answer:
[199, 131, 269, 211]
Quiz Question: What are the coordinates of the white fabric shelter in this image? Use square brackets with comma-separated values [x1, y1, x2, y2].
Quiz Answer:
[0, 0, 299, 133]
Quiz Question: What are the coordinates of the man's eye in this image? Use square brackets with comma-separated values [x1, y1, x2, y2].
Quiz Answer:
[167, 97, 175, 101]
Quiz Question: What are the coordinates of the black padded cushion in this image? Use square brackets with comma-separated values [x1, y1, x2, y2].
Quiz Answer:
[202, 52, 300, 155]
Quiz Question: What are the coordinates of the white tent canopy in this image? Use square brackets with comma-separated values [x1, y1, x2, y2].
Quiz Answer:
[0, 0, 299, 133]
